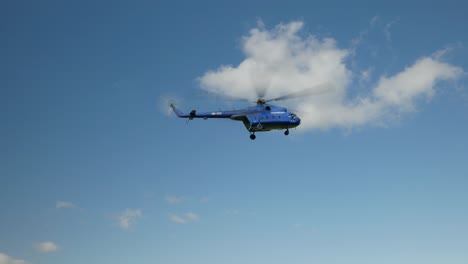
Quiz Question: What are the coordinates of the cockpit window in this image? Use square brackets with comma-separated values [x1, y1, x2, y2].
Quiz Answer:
[290, 113, 297, 119]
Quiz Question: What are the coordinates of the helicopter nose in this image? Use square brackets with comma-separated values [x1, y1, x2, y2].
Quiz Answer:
[290, 116, 301, 125]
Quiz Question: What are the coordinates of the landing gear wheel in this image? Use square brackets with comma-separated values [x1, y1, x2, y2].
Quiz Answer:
[250, 134, 256, 140]
[284, 130, 289, 136]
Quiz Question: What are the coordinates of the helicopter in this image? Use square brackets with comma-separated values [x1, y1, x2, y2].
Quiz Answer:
[170, 86, 326, 140]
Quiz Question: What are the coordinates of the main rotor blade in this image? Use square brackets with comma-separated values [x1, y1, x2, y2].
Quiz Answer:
[264, 84, 334, 103]
[250, 67, 271, 99]
[255, 86, 268, 99]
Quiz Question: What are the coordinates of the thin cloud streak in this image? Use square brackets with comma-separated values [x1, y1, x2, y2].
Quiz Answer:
[169, 214, 187, 224]
[34, 241, 60, 253]
[169, 213, 200, 224]
[56, 201, 77, 209]
[185, 212, 199, 221]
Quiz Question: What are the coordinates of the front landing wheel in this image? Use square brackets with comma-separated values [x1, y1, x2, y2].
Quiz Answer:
[250, 134, 256, 140]
[284, 130, 289, 136]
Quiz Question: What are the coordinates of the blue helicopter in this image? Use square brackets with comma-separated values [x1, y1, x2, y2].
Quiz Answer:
[170, 88, 322, 140]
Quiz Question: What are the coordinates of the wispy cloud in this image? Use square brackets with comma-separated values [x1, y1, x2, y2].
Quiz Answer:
[351, 16, 378, 47]
[370, 15, 379, 27]
[198, 21, 463, 130]
[33, 241, 60, 253]
[165, 195, 186, 204]
[169, 214, 187, 224]
[200, 196, 210, 203]
[117, 209, 142, 230]
[225, 209, 240, 215]
[383, 19, 399, 43]
[185, 212, 199, 221]
[169, 212, 200, 224]
[0, 253, 29, 264]
[55, 201, 77, 209]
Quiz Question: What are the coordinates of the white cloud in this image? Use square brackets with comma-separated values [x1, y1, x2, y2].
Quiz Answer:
[0, 253, 29, 264]
[55, 201, 76, 209]
[33, 241, 60, 253]
[200, 21, 349, 102]
[165, 195, 186, 204]
[373, 57, 461, 108]
[198, 21, 464, 130]
[117, 208, 142, 229]
[169, 212, 200, 224]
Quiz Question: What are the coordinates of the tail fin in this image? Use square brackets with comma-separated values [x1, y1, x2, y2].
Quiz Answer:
[169, 102, 185, 117]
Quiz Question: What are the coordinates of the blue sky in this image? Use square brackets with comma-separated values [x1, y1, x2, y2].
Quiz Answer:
[1, 1, 468, 263]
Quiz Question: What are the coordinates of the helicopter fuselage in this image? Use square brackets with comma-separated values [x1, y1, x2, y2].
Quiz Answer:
[170, 103, 300, 139]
